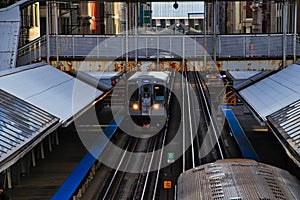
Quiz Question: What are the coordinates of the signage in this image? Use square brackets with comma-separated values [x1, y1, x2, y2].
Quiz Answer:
[164, 181, 172, 189]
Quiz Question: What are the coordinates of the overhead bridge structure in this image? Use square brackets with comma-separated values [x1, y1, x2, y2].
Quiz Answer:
[17, 34, 300, 68]
[0, 0, 299, 71]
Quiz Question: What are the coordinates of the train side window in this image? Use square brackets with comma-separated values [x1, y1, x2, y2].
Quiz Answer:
[128, 84, 139, 101]
[154, 85, 165, 101]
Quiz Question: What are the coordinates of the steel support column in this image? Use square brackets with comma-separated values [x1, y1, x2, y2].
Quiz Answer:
[55, 2, 59, 67]
[294, 0, 298, 62]
[126, 2, 129, 71]
[46, 1, 50, 63]
[282, 1, 288, 67]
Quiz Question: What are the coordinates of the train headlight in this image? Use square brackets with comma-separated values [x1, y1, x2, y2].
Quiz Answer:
[132, 103, 139, 110]
[153, 103, 160, 110]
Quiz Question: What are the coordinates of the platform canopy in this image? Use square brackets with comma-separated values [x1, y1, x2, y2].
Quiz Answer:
[237, 63, 300, 167]
[232, 70, 275, 90]
[239, 63, 300, 121]
[267, 100, 300, 167]
[0, 89, 60, 172]
[0, 63, 103, 126]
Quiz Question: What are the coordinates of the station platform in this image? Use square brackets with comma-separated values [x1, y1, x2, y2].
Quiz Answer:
[221, 105, 260, 161]
[229, 105, 299, 178]
[5, 126, 87, 199]
[4, 105, 114, 199]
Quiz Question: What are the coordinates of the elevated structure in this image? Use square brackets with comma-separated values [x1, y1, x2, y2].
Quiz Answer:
[1, 0, 299, 71]
[17, 34, 300, 69]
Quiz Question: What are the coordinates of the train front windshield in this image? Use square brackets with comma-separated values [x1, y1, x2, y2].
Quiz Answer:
[128, 84, 139, 101]
[154, 85, 165, 101]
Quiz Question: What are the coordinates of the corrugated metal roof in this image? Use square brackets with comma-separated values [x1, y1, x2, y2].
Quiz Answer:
[0, 63, 103, 125]
[267, 100, 300, 166]
[239, 64, 300, 121]
[0, 89, 59, 171]
[0, 5, 20, 70]
[177, 159, 300, 200]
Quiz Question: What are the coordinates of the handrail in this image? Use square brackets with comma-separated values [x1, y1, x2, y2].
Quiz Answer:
[17, 34, 300, 66]
[18, 35, 47, 57]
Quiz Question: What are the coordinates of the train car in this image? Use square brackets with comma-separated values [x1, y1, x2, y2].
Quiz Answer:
[177, 159, 300, 200]
[83, 71, 123, 87]
[127, 71, 172, 127]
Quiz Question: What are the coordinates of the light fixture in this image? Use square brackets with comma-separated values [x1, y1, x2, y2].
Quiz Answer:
[173, 1, 178, 9]
[153, 104, 160, 110]
[132, 103, 139, 110]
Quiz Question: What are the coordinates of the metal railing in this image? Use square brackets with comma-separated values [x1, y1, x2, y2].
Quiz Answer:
[17, 34, 300, 66]
[17, 35, 47, 66]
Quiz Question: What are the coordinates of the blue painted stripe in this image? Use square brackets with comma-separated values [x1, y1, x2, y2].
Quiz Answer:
[51, 116, 123, 200]
[221, 105, 260, 161]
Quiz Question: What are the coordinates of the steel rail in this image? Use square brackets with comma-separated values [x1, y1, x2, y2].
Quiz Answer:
[181, 72, 186, 172]
[151, 120, 169, 200]
[101, 137, 138, 199]
[185, 72, 196, 169]
[194, 72, 224, 159]
[138, 138, 158, 199]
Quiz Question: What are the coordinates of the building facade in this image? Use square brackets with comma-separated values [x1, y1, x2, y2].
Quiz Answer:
[218, 0, 299, 34]
[151, 1, 204, 33]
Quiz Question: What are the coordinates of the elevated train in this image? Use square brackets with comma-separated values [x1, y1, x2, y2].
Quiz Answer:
[177, 159, 300, 200]
[127, 71, 173, 127]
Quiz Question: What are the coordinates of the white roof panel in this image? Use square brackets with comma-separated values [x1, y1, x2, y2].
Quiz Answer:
[229, 70, 261, 80]
[84, 71, 122, 79]
[0, 63, 103, 124]
[240, 64, 300, 121]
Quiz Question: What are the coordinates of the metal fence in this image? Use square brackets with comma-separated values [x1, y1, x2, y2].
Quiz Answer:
[17, 34, 300, 66]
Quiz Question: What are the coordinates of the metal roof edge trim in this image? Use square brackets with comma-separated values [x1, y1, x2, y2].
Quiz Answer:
[266, 121, 300, 168]
[0, 119, 61, 172]
[0, 62, 48, 77]
[0, 0, 28, 12]
[233, 70, 278, 91]
[62, 88, 112, 127]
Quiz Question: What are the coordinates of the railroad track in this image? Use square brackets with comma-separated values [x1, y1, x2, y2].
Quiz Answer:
[78, 92, 173, 200]
[80, 71, 225, 200]
[94, 122, 169, 199]
[186, 71, 224, 163]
